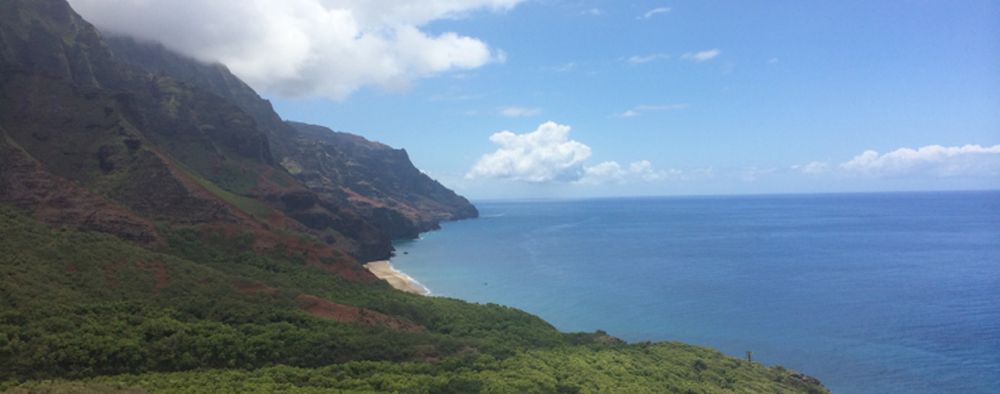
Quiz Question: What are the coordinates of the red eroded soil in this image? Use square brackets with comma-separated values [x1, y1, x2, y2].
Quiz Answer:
[207, 222, 377, 283]
[0, 138, 164, 246]
[234, 281, 279, 296]
[296, 294, 423, 332]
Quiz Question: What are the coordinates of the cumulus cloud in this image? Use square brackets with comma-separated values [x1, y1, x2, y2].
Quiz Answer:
[466, 122, 592, 182]
[616, 104, 689, 118]
[626, 53, 670, 64]
[499, 106, 542, 117]
[68, 0, 519, 100]
[639, 7, 671, 20]
[681, 49, 721, 62]
[467, 121, 678, 185]
[839, 144, 1000, 177]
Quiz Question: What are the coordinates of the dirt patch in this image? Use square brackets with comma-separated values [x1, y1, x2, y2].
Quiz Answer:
[296, 294, 424, 332]
[234, 280, 279, 296]
[341, 186, 386, 208]
[205, 223, 377, 284]
[0, 136, 164, 246]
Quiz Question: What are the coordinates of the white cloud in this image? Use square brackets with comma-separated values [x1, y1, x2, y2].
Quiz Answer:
[681, 49, 721, 62]
[582, 8, 604, 16]
[499, 106, 542, 117]
[791, 161, 830, 175]
[68, 0, 520, 100]
[839, 144, 1000, 177]
[626, 53, 670, 64]
[639, 7, 671, 20]
[739, 167, 776, 182]
[577, 160, 676, 185]
[616, 104, 689, 118]
[466, 122, 592, 182]
[550, 62, 577, 72]
[467, 121, 677, 185]
[768, 57, 780, 64]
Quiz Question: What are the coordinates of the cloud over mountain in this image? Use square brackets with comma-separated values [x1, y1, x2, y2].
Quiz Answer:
[68, 0, 519, 100]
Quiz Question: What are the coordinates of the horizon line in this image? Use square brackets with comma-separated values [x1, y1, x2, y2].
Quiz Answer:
[468, 188, 1000, 204]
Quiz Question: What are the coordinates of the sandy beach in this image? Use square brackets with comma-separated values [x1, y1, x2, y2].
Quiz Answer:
[364, 261, 430, 295]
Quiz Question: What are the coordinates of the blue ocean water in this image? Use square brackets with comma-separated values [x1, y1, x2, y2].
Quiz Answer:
[390, 191, 1000, 393]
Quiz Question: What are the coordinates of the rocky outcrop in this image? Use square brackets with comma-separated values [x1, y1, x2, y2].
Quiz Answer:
[0, 127, 161, 245]
[103, 34, 296, 152]
[104, 33, 478, 260]
[0, 0, 477, 264]
[284, 121, 478, 237]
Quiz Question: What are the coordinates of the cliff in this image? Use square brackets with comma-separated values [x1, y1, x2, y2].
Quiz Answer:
[0, 0, 476, 262]
[283, 121, 479, 237]
[104, 34, 478, 257]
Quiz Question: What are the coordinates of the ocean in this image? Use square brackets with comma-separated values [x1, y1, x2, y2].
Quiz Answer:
[389, 191, 1000, 393]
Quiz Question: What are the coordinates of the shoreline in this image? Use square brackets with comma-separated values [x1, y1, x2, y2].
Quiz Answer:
[364, 260, 431, 296]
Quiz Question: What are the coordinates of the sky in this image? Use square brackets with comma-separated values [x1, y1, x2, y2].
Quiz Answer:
[70, 0, 1000, 199]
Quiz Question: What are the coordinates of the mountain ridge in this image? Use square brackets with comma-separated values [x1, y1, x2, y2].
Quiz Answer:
[103, 32, 478, 259]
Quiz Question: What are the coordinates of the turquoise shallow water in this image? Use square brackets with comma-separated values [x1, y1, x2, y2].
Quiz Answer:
[390, 191, 1000, 393]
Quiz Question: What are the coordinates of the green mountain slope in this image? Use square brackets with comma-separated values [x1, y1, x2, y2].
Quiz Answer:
[0, 208, 825, 392]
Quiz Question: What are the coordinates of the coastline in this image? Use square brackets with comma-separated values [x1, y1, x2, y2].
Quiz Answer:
[364, 260, 431, 296]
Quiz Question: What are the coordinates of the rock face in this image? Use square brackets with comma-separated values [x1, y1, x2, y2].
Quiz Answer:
[284, 121, 478, 238]
[0, 127, 161, 245]
[104, 34, 477, 260]
[0, 0, 476, 263]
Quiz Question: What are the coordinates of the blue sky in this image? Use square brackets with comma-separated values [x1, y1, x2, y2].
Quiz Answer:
[73, 0, 1000, 199]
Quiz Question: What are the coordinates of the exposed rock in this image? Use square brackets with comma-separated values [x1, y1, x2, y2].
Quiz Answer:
[105, 34, 478, 260]
[0, 0, 477, 266]
[0, 126, 161, 245]
[285, 121, 478, 233]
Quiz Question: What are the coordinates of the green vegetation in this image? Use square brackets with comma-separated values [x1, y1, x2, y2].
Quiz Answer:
[173, 163, 270, 219]
[0, 207, 827, 393]
[6, 344, 824, 393]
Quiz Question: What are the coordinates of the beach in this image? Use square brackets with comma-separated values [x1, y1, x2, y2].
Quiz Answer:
[364, 261, 430, 295]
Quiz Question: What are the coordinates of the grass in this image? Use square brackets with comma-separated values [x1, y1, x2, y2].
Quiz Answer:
[172, 162, 271, 220]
